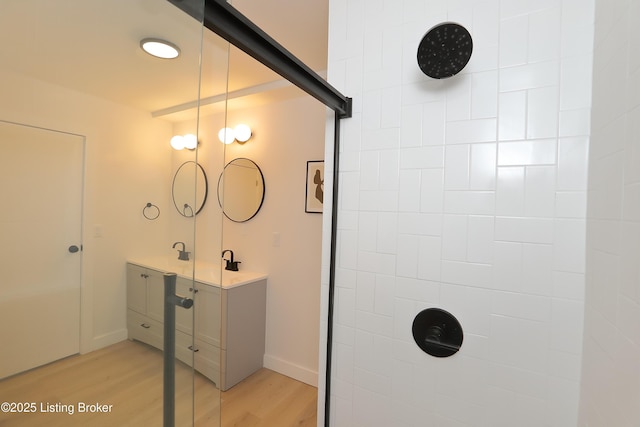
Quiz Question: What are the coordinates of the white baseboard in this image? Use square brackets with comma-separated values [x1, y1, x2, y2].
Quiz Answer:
[89, 328, 128, 353]
[263, 354, 318, 387]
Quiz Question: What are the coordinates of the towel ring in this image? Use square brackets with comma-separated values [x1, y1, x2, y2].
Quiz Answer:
[143, 202, 160, 220]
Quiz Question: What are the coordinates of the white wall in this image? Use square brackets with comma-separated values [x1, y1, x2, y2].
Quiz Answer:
[173, 95, 327, 385]
[0, 66, 326, 388]
[579, 0, 640, 424]
[0, 68, 175, 352]
[322, 0, 594, 425]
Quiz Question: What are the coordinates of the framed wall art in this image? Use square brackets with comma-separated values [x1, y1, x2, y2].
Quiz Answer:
[305, 160, 324, 213]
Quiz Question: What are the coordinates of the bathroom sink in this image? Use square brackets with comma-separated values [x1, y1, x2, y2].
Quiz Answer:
[127, 256, 266, 288]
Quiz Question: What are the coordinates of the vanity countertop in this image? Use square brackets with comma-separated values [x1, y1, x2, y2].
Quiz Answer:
[127, 257, 267, 289]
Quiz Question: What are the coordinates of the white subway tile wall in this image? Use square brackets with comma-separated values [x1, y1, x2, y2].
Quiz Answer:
[577, 0, 640, 425]
[323, 0, 599, 425]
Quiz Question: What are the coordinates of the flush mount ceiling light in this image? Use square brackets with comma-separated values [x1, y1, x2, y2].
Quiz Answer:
[140, 38, 181, 59]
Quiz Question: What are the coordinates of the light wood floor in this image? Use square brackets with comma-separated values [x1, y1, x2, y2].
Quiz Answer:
[0, 340, 317, 427]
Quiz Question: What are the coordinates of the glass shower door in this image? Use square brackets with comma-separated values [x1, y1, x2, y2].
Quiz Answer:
[0, 0, 225, 426]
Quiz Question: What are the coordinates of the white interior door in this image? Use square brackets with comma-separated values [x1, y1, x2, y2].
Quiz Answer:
[0, 121, 83, 379]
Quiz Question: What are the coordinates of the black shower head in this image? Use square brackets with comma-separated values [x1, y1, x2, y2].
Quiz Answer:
[417, 22, 473, 79]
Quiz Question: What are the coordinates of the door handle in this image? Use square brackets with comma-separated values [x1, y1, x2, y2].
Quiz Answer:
[68, 245, 82, 253]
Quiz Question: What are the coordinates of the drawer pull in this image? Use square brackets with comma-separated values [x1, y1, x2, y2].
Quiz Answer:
[188, 345, 199, 352]
[140, 323, 151, 329]
[188, 287, 199, 293]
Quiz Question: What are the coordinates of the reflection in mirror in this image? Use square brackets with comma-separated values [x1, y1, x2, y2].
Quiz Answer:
[172, 161, 208, 217]
[218, 158, 265, 222]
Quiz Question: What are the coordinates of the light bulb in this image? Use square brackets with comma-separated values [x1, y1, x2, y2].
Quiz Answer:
[218, 127, 235, 144]
[234, 124, 252, 142]
[183, 134, 198, 150]
[170, 135, 185, 150]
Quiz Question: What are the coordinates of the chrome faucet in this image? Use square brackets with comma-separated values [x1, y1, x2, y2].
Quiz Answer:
[172, 241, 190, 261]
[221, 249, 241, 271]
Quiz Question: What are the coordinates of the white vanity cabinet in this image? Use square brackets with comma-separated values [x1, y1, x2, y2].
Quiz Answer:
[126, 262, 267, 391]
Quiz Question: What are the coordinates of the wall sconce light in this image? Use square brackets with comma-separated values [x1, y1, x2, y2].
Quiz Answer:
[170, 134, 198, 150]
[218, 124, 252, 144]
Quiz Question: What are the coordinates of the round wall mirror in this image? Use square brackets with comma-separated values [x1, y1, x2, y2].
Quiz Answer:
[217, 158, 265, 222]
[172, 161, 208, 217]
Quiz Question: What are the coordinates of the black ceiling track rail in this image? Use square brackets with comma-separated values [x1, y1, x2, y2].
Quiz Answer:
[167, 0, 352, 119]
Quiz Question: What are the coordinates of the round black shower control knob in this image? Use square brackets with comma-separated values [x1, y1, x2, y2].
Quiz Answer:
[412, 308, 463, 357]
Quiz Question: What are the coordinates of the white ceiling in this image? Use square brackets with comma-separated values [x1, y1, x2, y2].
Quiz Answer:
[0, 0, 328, 120]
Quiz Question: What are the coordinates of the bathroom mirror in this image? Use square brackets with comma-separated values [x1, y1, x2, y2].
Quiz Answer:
[217, 158, 265, 222]
[172, 161, 208, 217]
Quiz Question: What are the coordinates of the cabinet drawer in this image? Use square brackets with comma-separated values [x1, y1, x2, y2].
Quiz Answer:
[127, 310, 163, 349]
[174, 334, 221, 387]
[174, 329, 195, 368]
[193, 339, 221, 386]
